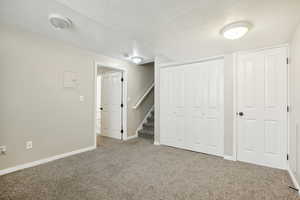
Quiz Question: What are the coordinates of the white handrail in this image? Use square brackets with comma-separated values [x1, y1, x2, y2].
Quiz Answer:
[132, 82, 154, 109]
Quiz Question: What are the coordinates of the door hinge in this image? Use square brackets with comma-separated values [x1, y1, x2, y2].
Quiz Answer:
[121, 77, 124, 82]
[121, 103, 124, 108]
[287, 154, 289, 160]
[287, 58, 289, 65]
[287, 105, 290, 113]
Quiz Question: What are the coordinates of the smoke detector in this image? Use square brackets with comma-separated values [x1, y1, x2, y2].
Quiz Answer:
[49, 14, 72, 29]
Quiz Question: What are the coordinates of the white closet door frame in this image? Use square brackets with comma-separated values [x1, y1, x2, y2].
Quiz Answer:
[159, 56, 224, 156]
[232, 44, 289, 168]
[94, 63, 128, 146]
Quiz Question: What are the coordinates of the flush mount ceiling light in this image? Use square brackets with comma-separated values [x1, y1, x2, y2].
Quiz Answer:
[49, 14, 72, 29]
[221, 21, 252, 40]
[131, 56, 143, 64]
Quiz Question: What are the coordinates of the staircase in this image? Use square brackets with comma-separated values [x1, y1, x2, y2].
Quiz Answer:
[138, 110, 154, 139]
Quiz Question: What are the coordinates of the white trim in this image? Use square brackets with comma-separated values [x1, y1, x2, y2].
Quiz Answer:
[124, 134, 138, 141]
[233, 44, 289, 168]
[0, 146, 95, 176]
[232, 53, 238, 161]
[135, 105, 154, 136]
[95, 62, 128, 141]
[220, 59, 225, 156]
[288, 166, 300, 194]
[100, 132, 122, 140]
[154, 141, 160, 145]
[223, 155, 236, 161]
[154, 57, 161, 146]
[287, 46, 291, 174]
[235, 43, 289, 55]
[93, 62, 98, 148]
[159, 55, 224, 68]
[132, 83, 154, 109]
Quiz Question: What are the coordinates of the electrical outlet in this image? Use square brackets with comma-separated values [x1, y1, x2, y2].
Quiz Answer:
[0, 146, 6, 154]
[26, 141, 33, 149]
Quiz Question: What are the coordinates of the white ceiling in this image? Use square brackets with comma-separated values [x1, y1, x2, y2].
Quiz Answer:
[1, 0, 300, 62]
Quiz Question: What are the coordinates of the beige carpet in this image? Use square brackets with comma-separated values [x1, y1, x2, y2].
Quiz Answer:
[0, 137, 299, 200]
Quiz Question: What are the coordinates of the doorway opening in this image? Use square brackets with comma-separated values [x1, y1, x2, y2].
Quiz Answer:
[95, 64, 128, 146]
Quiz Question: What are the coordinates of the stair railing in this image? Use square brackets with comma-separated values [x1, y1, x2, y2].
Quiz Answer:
[132, 82, 154, 109]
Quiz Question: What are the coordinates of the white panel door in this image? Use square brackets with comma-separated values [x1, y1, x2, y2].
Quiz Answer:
[160, 59, 224, 156]
[101, 72, 122, 139]
[160, 67, 185, 149]
[185, 60, 224, 156]
[237, 47, 287, 169]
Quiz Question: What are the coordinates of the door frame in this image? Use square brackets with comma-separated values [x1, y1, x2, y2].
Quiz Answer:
[232, 44, 290, 168]
[93, 62, 128, 146]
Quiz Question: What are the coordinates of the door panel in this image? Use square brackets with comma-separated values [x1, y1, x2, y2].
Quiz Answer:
[185, 64, 206, 152]
[237, 47, 287, 169]
[101, 72, 122, 139]
[160, 68, 183, 147]
[160, 59, 224, 156]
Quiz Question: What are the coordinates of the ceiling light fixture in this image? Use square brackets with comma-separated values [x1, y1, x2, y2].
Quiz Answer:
[49, 14, 72, 29]
[221, 21, 251, 40]
[131, 56, 143, 64]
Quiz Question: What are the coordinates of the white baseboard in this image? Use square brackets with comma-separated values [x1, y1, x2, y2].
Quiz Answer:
[223, 155, 236, 161]
[135, 105, 154, 136]
[0, 146, 96, 176]
[154, 141, 160, 145]
[124, 134, 138, 141]
[288, 166, 300, 194]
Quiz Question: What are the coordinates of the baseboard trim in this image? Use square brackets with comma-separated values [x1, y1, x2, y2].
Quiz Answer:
[124, 134, 138, 141]
[0, 146, 96, 176]
[154, 141, 160, 145]
[100, 133, 122, 140]
[223, 155, 236, 161]
[288, 166, 300, 194]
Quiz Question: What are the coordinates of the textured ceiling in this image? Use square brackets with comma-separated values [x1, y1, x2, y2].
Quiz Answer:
[1, 0, 300, 62]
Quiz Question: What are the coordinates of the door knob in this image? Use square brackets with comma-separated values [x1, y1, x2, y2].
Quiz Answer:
[238, 112, 244, 116]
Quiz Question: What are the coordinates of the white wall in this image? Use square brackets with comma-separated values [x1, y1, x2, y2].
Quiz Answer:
[289, 22, 300, 184]
[0, 24, 153, 171]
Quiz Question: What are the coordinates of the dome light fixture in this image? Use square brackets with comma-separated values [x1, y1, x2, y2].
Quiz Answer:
[221, 21, 252, 40]
[131, 56, 143, 64]
[49, 14, 72, 29]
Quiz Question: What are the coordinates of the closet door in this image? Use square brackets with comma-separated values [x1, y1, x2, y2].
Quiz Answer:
[203, 60, 224, 156]
[160, 59, 224, 156]
[185, 63, 207, 152]
[185, 60, 224, 156]
[160, 66, 185, 148]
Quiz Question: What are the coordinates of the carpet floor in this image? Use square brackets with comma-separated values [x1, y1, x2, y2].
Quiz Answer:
[0, 137, 299, 200]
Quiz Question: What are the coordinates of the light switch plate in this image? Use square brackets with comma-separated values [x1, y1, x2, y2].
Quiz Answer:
[26, 141, 33, 149]
[0, 146, 6, 154]
[79, 96, 85, 102]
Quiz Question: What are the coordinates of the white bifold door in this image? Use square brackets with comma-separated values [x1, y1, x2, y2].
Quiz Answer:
[236, 47, 288, 169]
[101, 72, 123, 139]
[160, 59, 224, 156]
